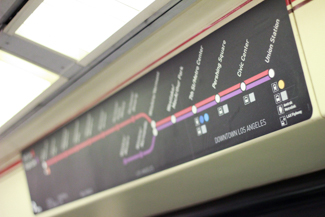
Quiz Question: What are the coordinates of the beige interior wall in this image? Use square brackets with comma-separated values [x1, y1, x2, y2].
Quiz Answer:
[292, 0, 325, 117]
[0, 166, 35, 217]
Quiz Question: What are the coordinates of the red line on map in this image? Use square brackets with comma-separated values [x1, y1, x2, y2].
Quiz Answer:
[244, 69, 269, 84]
[45, 68, 273, 169]
[156, 116, 171, 127]
[135, 113, 152, 123]
[118, 119, 133, 129]
[219, 83, 241, 97]
[195, 95, 215, 108]
[174, 106, 192, 118]
[46, 112, 152, 167]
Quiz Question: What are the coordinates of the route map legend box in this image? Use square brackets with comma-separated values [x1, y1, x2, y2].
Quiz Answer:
[281, 90, 288, 101]
[243, 93, 256, 105]
[249, 93, 256, 103]
[218, 104, 229, 116]
[272, 82, 279, 93]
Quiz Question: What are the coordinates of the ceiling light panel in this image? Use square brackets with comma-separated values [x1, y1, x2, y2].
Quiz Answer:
[117, 0, 156, 11]
[0, 50, 59, 128]
[15, 0, 155, 61]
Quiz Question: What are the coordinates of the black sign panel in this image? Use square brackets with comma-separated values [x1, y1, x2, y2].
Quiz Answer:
[22, 0, 312, 213]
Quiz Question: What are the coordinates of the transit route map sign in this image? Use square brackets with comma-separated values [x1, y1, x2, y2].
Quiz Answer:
[22, 0, 312, 213]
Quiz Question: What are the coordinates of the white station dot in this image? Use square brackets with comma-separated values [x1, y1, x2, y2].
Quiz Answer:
[152, 128, 158, 136]
[269, 68, 275, 78]
[215, 94, 221, 103]
[241, 82, 246, 91]
[151, 120, 156, 128]
[42, 161, 47, 169]
[192, 105, 197, 114]
[171, 115, 177, 124]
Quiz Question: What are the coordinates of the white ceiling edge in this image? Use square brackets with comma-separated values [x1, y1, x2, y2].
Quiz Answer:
[3, 0, 43, 35]
[0, 75, 67, 135]
[0, 0, 26, 25]
[0, 0, 189, 80]
[0, 0, 263, 169]
[79, 0, 173, 66]
[3, 0, 174, 66]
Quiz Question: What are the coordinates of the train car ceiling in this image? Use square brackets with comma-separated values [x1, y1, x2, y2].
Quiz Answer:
[0, 49, 64, 131]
